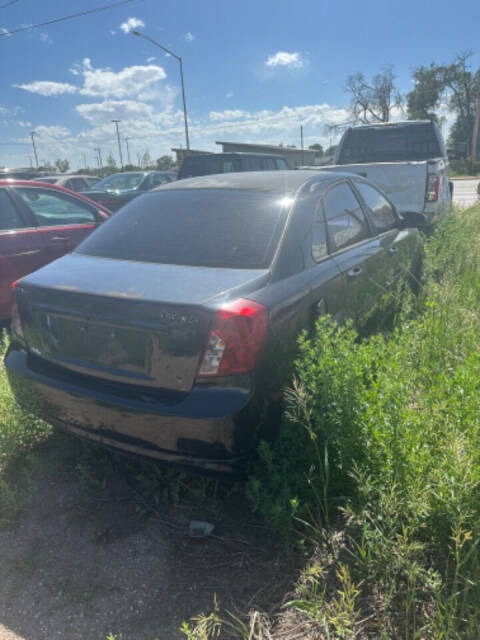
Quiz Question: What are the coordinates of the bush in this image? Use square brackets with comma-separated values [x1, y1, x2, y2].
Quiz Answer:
[247, 206, 480, 636]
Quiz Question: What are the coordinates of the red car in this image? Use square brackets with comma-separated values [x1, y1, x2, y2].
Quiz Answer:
[0, 180, 111, 322]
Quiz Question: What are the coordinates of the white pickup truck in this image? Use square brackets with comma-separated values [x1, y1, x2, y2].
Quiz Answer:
[320, 120, 451, 226]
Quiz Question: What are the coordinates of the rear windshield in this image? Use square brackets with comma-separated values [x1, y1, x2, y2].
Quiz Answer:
[94, 173, 144, 191]
[179, 156, 241, 178]
[337, 123, 443, 164]
[76, 189, 288, 269]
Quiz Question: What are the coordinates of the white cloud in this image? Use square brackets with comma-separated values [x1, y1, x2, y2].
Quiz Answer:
[33, 125, 71, 140]
[226, 91, 234, 99]
[17, 121, 32, 127]
[209, 109, 250, 121]
[265, 51, 303, 69]
[79, 60, 167, 99]
[119, 17, 145, 34]
[183, 32, 195, 42]
[13, 81, 77, 96]
[39, 32, 52, 44]
[146, 56, 156, 63]
[0, 27, 11, 36]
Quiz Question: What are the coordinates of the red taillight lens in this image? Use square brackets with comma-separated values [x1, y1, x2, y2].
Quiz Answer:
[426, 175, 440, 202]
[198, 299, 268, 377]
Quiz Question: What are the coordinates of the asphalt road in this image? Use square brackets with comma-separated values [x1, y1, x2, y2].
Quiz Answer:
[452, 178, 479, 207]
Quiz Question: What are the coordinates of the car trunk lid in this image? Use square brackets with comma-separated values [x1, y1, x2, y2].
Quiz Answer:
[18, 253, 269, 392]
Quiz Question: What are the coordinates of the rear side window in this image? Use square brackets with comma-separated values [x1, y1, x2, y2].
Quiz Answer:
[275, 158, 289, 169]
[77, 189, 289, 269]
[15, 188, 97, 227]
[243, 157, 263, 171]
[324, 183, 369, 251]
[0, 189, 24, 230]
[354, 182, 397, 233]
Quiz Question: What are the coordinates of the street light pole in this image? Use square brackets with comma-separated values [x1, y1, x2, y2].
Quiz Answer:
[132, 30, 190, 151]
[30, 131, 39, 168]
[125, 137, 132, 165]
[111, 119, 124, 168]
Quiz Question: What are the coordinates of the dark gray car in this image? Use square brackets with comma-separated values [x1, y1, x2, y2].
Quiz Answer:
[6, 171, 424, 474]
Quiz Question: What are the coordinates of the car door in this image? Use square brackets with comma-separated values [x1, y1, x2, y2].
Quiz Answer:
[351, 180, 410, 288]
[12, 186, 100, 260]
[0, 187, 48, 320]
[322, 180, 390, 324]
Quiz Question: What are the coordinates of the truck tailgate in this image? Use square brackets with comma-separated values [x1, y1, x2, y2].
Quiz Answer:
[319, 161, 428, 213]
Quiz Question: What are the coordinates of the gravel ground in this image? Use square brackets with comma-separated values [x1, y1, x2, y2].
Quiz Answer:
[0, 434, 295, 640]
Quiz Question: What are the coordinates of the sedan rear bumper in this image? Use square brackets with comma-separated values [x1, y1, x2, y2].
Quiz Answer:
[5, 346, 254, 474]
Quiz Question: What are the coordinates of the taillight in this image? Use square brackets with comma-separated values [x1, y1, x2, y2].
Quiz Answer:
[426, 175, 440, 202]
[198, 299, 268, 377]
[10, 281, 24, 340]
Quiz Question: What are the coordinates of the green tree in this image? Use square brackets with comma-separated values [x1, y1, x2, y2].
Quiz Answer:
[155, 155, 175, 170]
[325, 145, 338, 157]
[407, 53, 480, 157]
[308, 143, 324, 158]
[54, 158, 70, 173]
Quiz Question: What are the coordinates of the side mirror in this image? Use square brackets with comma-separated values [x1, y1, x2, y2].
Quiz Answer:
[399, 211, 427, 230]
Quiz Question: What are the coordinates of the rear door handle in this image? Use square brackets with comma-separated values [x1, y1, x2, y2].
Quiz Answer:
[347, 266, 362, 277]
[50, 236, 69, 242]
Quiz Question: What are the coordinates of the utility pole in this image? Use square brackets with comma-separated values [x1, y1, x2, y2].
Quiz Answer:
[94, 147, 103, 170]
[471, 92, 480, 168]
[83, 153, 87, 170]
[125, 137, 132, 165]
[111, 119, 124, 169]
[30, 131, 39, 168]
[300, 124, 304, 166]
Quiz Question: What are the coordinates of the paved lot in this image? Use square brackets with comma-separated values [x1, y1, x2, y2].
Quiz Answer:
[452, 178, 479, 207]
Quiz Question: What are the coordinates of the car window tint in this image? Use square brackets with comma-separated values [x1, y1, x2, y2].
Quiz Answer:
[261, 158, 277, 170]
[243, 157, 262, 171]
[68, 178, 86, 192]
[15, 188, 96, 227]
[312, 209, 328, 261]
[77, 189, 289, 269]
[275, 158, 288, 169]
[149, 173, 169, 188]
[0, 189, 24, 230]
[324, 183, 369, 251]
[355, 181, 397, 232]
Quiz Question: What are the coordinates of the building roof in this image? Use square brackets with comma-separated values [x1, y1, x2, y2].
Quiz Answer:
[156, 169, 358, 193]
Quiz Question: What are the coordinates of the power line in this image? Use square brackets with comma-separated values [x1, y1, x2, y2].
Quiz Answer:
[0, 0, 19, 9]
[0, 0, 143, 36]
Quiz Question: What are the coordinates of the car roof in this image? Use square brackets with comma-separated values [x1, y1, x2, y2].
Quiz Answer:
[183, 152, 286, 159]
[157, 169, 360, 194]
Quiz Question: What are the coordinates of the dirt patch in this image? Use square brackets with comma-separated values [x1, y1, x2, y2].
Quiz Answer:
[0, 434, 298, 640]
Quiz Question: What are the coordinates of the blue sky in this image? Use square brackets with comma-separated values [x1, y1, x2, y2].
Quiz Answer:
[1, 0, 479, 169]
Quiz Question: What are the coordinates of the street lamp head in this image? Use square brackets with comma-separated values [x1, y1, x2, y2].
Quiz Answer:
[131, 30, 142, 36]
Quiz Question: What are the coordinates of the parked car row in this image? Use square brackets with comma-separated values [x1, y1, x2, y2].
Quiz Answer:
[6, 170, 426, 474]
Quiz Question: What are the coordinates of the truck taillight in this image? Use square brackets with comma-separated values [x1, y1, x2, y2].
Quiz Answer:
[10, 281, 24, 340]
[198, 299, 268, 377]
[426, 175, 440, 202]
